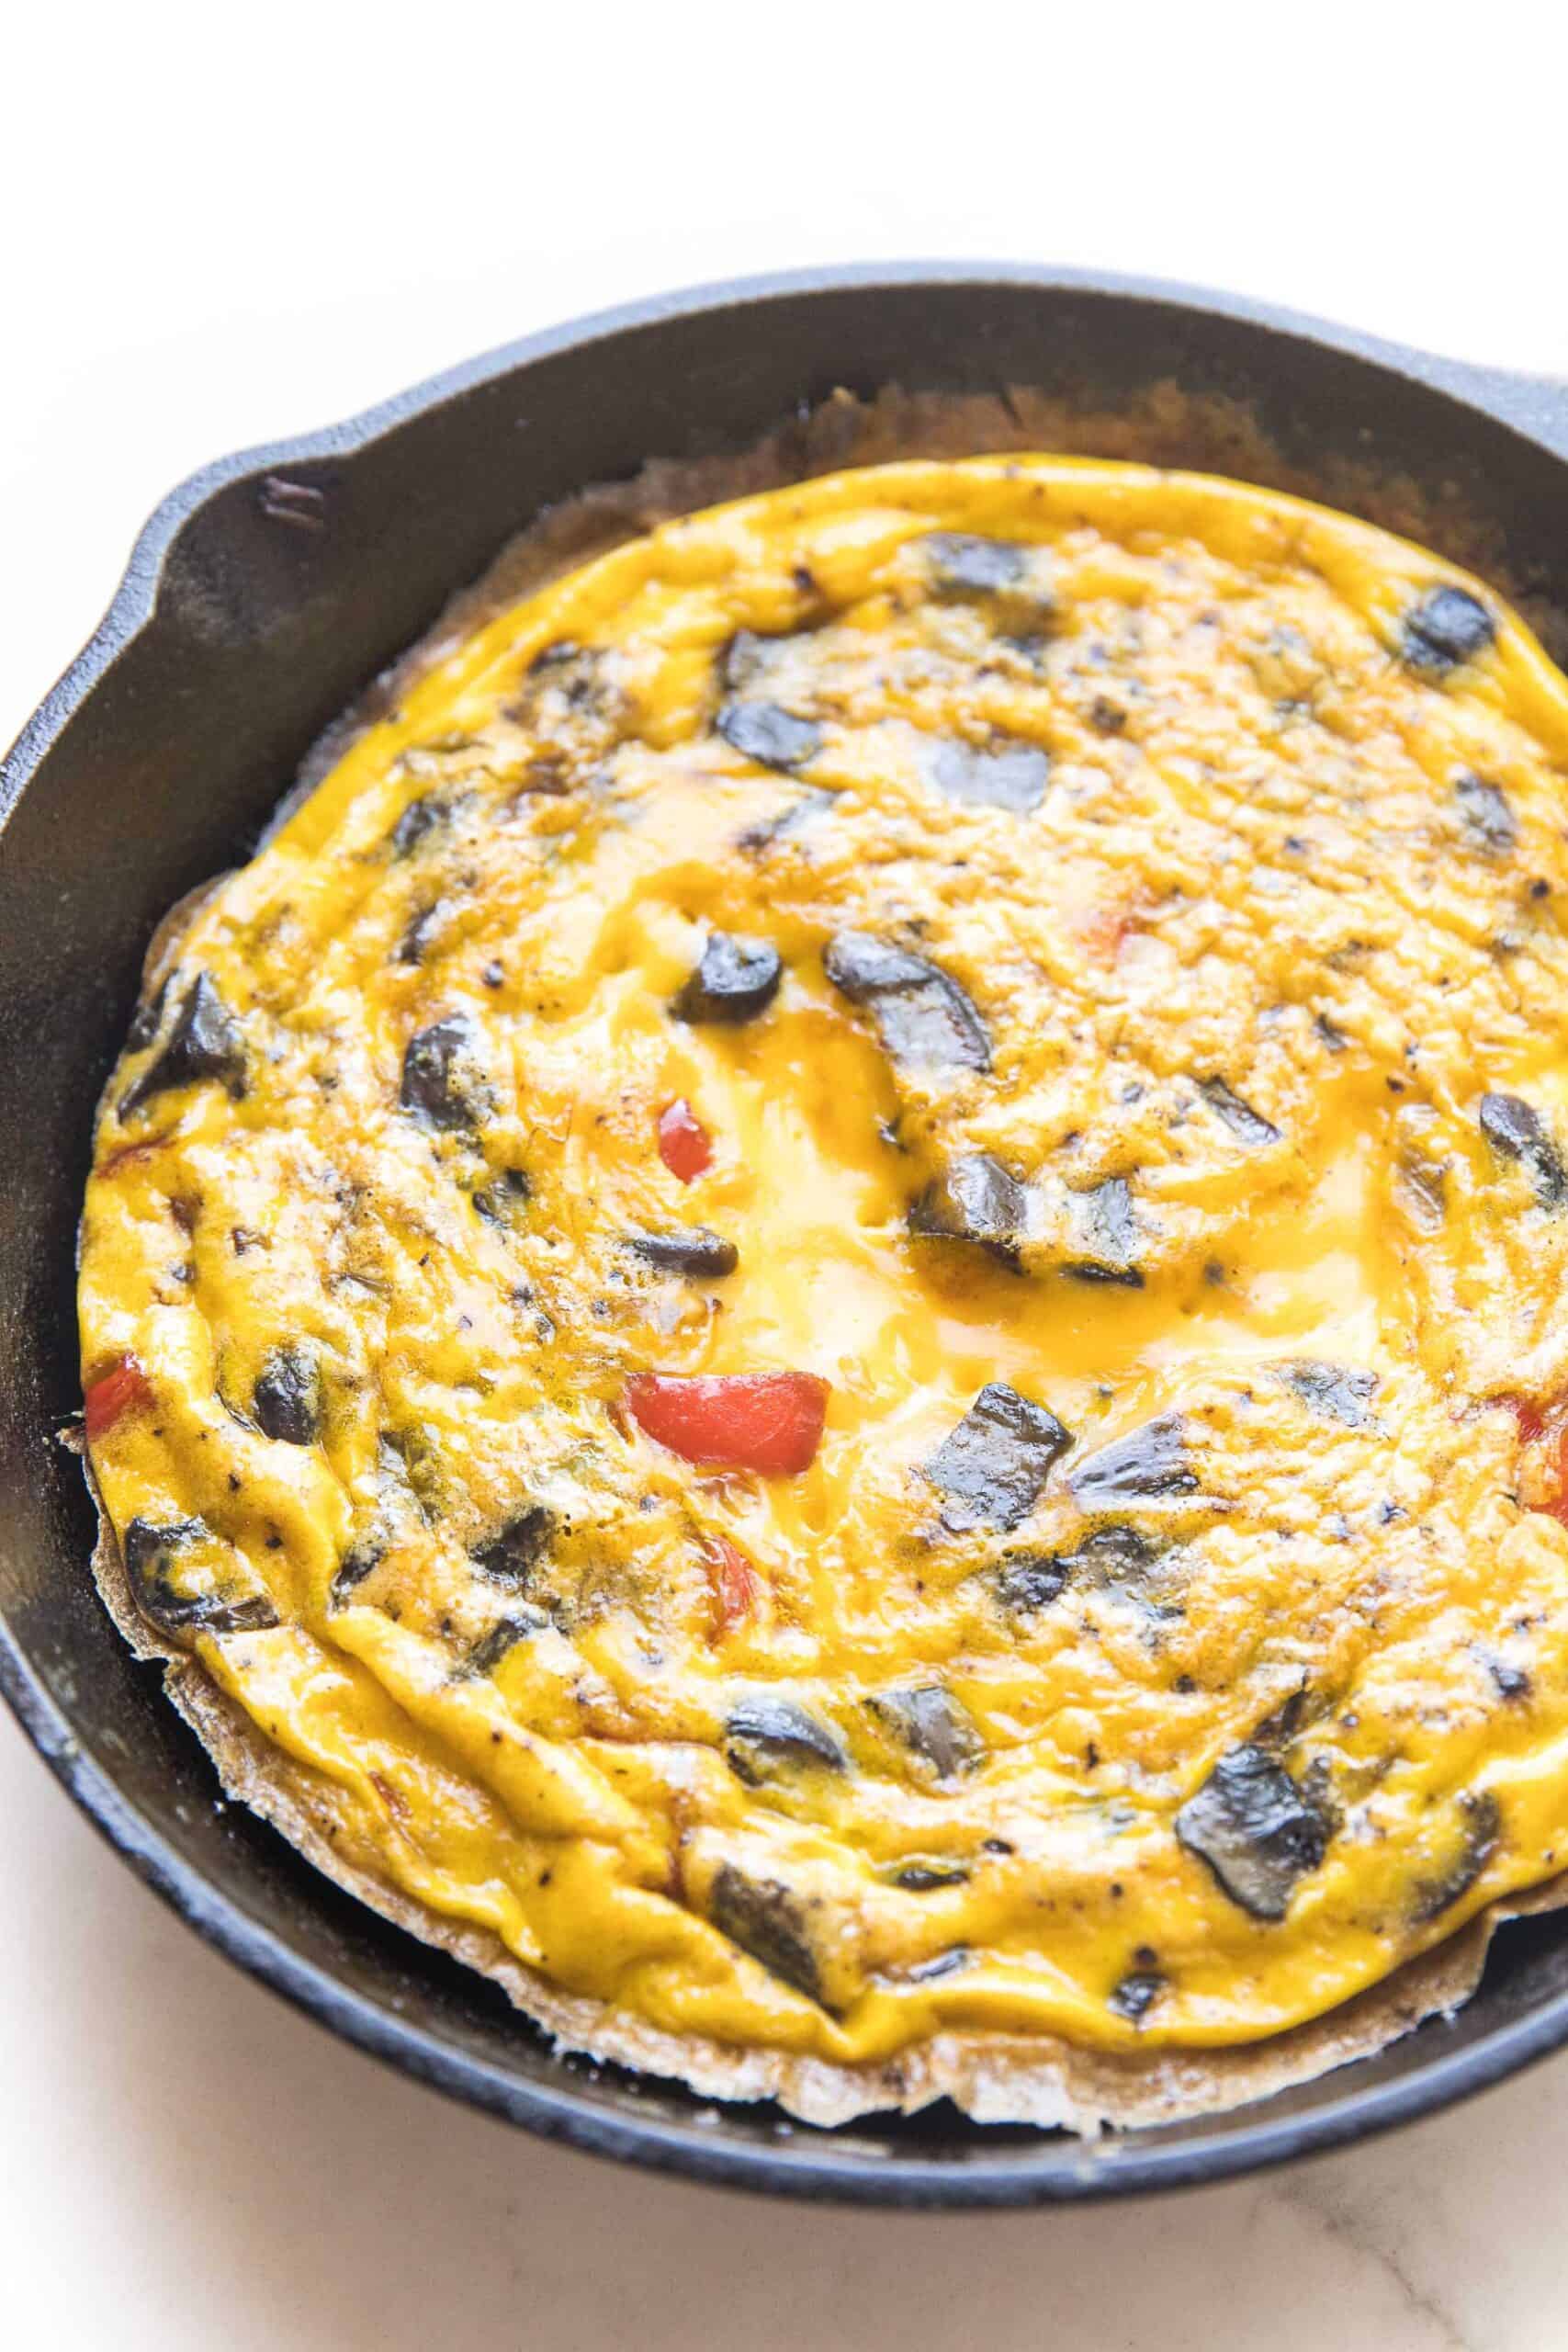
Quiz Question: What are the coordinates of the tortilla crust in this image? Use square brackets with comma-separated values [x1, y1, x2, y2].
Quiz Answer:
[75, 386, 1568, 2132]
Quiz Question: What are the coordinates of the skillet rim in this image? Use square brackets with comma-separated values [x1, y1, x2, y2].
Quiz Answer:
[5, 260, 1568, 2206]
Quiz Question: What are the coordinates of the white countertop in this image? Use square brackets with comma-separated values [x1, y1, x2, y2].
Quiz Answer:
[5, 11, 1568, 2344]
[4, 1724, 1564, 2352]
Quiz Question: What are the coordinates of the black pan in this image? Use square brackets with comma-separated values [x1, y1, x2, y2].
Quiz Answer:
[6, 264, 1568, 2208]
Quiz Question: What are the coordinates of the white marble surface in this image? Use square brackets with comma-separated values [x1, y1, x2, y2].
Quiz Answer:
[5, 1711, 1567, 2352]
[6, 8, 1568, 2343]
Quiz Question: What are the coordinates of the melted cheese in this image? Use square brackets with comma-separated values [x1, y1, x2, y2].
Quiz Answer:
[77, 457, 1568, 2063]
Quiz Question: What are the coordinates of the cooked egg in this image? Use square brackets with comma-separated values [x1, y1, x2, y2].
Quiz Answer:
[78, 456, 1568, 2064]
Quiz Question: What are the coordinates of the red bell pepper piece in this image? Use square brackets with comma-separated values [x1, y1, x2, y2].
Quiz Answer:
[1078, 903, 1134, 965]
[1503, 1392, 1551, 1446]
[1504, 1393, 1568, 1527]
[97, 1130, 174, 1178]
[626, 1371, 829, 1475]
[706, 1533, 763, 1635]
[657, 1097, 713, 1182]
[84, 1353, 153, 1441]
[1536, 1424, 1568, 1531]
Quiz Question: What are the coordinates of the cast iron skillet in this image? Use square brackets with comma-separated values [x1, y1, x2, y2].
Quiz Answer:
[6, 264, 1568, 2207]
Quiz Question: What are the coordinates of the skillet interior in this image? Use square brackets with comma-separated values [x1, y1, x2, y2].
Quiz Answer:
[6, 266, 1568, 2203]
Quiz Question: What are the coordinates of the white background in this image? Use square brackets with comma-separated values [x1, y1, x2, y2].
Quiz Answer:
[4, 7, 1567, 2345]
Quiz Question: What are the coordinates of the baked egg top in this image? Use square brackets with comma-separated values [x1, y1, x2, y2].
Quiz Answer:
[78, 456, 1568, 2061]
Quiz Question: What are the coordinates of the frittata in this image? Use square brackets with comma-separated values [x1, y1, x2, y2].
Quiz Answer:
[77, 452, 1568, 2120]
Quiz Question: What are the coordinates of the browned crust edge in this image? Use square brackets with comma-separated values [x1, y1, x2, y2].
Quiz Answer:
[77, 385, 1568, 2132]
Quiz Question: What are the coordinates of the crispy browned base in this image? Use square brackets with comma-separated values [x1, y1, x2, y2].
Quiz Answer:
[76, 386, 1568, 2131]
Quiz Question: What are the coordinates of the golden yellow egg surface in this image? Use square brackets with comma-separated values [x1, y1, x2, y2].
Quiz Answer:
[77, 456, 1568, 2067]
